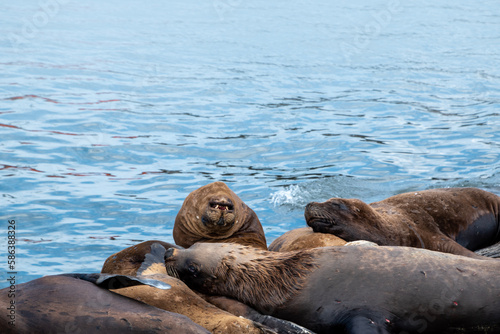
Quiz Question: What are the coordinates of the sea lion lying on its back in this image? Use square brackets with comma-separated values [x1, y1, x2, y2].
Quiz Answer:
[174, 182, 267, 250]
[305, 187, 500, 258]
[165, 242, 500, 334]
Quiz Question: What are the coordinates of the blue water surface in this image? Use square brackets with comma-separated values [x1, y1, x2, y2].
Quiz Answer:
[1, 0, 499, 287]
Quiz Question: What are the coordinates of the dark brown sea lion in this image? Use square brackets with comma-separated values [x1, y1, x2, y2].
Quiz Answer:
[269, 227, 346, 252]
[165, 242, 500, 334]
[173, 181, 267, 250]
[305, 187, 500, 258]
[0, 274, 209, 334]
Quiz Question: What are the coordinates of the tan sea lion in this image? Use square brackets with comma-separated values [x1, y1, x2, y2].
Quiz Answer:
[305, 187, 500, 258]
[269, 227, 346, 252]
[102, 240, 181, 276]
[165, 242, 500, 334]
[0, 274, 209, 334]
[173, 181, 267, 250]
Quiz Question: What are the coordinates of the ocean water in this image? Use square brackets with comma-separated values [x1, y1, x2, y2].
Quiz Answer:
[1, 0, 499, 288]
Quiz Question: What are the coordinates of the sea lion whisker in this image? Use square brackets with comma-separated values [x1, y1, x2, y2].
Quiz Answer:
[166, 264, 180, 279]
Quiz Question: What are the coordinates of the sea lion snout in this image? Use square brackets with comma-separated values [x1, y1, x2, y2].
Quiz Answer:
[165, 248, 178, 259]
[208, 198, 234, 211]
[201, 198, 236, 230]
[305, 202, 336, 228]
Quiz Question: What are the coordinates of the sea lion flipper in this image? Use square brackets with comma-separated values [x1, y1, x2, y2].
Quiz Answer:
[97, 274, 172, 290]
[347, 315, 390, 334]
[257, 315, 316, 334]
[137, 242, 169, 276]
[61, 273, 171, 290]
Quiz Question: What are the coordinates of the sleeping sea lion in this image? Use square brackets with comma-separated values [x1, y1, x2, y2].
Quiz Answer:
[102, 241, 311, 334]
[0, 274, 208, 334]
[173, 181, 267, 249]
[165, 242, 500, 334]
[305, 187, 500, 258]
[269, 227, 346, 252]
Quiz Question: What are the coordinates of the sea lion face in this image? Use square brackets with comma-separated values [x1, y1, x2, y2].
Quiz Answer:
[201, 195, 236, 232]
[174, 182, 246, 246]
[305, 198, 376, 240]
[174, 182, 267, 250]
[165, 243, 228, 292]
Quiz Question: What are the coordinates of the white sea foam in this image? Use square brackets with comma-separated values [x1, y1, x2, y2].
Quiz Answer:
[271, 184, 308, 207]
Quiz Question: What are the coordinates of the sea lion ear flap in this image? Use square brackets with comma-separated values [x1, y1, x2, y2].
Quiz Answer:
[137, 243, 168, 276]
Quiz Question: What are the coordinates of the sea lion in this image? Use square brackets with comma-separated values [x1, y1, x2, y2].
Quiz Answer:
[0, 274, 209, 334]
[305, 187, 500, 258]
[102, 241, 310, 334]
[165, 242, 500, 334]
[173, 181, 267, 250]
[269, 227, 346, 252]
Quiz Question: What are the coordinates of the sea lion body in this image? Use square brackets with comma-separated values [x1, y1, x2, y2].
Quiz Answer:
[269, 227, 346, 252]
[0, 274, 208, 334]
[166, 243, 500, 334]
[305, 187, 500, 258]
[174, 182, 267, 249]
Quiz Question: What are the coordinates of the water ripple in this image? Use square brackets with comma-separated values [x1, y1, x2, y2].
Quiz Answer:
[1, 0, 500, 287]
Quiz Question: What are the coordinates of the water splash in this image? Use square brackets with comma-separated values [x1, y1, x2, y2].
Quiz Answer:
[271, 184, 309, 208]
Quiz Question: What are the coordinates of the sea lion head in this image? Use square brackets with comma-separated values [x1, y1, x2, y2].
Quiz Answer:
[165, 242, 319, 313]
[173, 182, 267, 249]
[164, 243, 238, 291]
[305, 198, 379, 241]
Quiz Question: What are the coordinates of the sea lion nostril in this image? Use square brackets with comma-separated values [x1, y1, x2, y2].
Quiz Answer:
[165, 248, 175, 259]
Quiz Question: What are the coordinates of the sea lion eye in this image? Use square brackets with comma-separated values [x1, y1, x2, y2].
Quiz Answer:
[188, 264, 197, 273]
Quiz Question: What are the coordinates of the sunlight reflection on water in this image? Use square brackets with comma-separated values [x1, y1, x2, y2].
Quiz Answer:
[1, 0, 499, 286]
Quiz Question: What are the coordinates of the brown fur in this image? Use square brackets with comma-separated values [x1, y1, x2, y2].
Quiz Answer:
[166, 243, 319, 312]
[306, 187, 500, 258]
[269, 227, 346, 251]
[173, 182, 267, 250]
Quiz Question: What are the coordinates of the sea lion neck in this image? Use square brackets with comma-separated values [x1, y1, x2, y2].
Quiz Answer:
[167, 243, 320, 313]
